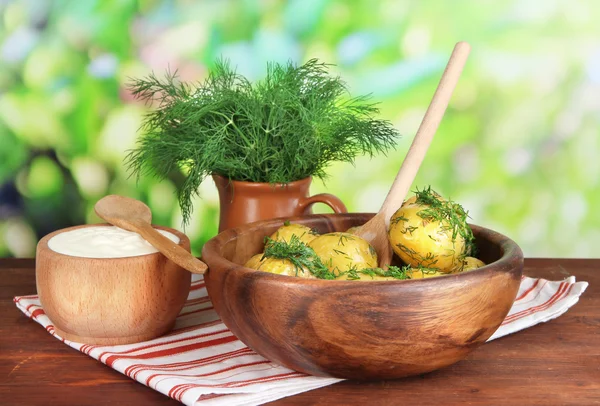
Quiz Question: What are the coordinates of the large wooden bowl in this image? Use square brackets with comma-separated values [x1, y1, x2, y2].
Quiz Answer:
[36, 224, 191, 345]
[201, 213, 524, 380]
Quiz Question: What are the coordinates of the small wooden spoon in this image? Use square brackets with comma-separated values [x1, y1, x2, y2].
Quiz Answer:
[352, 41, 471, 268]
[94, 195, 208, 274]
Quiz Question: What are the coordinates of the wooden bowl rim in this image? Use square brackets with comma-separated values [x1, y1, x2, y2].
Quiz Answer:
[201, 213, 524, 286]
[37, 223, 190, 263]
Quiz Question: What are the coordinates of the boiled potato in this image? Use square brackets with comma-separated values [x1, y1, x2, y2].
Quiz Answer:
[243, 253, 315, 278]
[388, 195, 470, 272]
[460, 256, 486, 272]
[269, 223, 317, 245]
[244, 253, 264, 270]
[308, 232, 377, 275]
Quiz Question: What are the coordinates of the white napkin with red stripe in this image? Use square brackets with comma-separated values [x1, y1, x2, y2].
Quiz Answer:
[14, 274, 588, 406]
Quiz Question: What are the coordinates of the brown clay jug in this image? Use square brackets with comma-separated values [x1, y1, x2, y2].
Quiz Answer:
[213, 174, 347, 232]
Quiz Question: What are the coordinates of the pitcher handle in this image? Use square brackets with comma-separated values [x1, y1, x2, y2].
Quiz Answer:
[298, 193, 347, 214]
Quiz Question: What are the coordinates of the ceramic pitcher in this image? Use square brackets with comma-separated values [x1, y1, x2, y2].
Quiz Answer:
[213, 174, 347, 232]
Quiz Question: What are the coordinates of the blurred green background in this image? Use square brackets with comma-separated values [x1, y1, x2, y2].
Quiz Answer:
[1, 0, 599, 258]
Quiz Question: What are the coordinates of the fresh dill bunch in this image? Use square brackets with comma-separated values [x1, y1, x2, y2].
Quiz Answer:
[262, 235, 337, 280]
[125, 59, 401, 224]
[414, 186, 476, 256]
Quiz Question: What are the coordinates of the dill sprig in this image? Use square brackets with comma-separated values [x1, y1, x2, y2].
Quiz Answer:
[262, 235, 411, 281]
[414, 186, 476, 256]
[125, 59, 400, 224]
[346, 265, 411, 280]
[261, 234, 446, 281]
[344, 266, 378, 280]
[358, 264, 441, 280]
[394, 242, 440, 268]
[262, 235, 337, 280]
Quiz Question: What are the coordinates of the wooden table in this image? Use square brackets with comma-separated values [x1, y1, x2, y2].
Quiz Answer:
[1, 258, 598, 405]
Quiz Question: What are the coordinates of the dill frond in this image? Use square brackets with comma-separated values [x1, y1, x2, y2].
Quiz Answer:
[414, 186, 476, 256]
[126, 59, 400, 224]
[262, 235, 337, 280]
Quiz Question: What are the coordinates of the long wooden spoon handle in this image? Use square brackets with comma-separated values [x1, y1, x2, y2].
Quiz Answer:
[137, 222, 208, 274]
[380, 41, 471, 224]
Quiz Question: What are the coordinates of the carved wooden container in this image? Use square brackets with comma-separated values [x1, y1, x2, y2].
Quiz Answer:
[36, 224, 192, 345]
[201, 213, 523, 380]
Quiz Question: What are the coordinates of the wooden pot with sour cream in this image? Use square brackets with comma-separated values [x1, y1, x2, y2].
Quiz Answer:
[35, 224, 191, 345]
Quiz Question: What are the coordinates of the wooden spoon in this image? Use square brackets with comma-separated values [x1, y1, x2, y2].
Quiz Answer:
[94, 195, 208, 274]
[352, 41, 471, 268]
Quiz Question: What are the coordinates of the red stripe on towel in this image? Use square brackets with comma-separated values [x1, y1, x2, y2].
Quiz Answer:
[108, 335, 238, 369]
[515, 278, 541, 301]
[502, 282, 570, 325]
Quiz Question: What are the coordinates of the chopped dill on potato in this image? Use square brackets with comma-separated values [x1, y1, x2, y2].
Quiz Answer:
[344, 266, 378, 280]
[380, 265, 411, 279]
[260, 234, 447, 281]
[413, 186, 476, 256]
[262, 235, 337, 279]
[394, 242, 440, 269]
[358, 265, 411, 280]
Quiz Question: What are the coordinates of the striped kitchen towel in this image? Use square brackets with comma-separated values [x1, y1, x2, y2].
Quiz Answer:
[14, 275, 588, 406]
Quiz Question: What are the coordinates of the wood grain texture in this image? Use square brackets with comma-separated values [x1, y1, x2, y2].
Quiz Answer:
[94, 195, 208, 274]
[201, 213, 524, 380]
[1, 258, 598, 405]
[212, 174, 347, 232]
[35, 224, 192, 345]
[133, 222, 207, 274]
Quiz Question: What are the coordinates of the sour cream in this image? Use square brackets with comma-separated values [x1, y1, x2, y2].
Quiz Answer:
[47, 226, 180, 258]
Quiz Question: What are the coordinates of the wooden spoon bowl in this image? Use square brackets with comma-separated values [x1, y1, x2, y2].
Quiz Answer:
[36, 224, 192, 345]
[201, 213, 524, 380]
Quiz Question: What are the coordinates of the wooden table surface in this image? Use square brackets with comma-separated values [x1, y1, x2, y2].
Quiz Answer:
[1, 258, 598, 405]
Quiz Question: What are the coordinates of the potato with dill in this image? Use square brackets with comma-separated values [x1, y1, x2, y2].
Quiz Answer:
[308, 232, 377, 275]
[244, 254, 315, 279]
[388, 187, 475, 273]
[269, 222, 318, 245]
[244, 235, 333, 279]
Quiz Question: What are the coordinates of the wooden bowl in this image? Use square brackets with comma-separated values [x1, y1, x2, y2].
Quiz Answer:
[201, 213, 524, 380]
[36, 224, 192, 345]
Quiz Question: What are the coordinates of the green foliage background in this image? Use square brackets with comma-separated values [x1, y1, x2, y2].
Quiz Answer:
[1, 0, 599, 258]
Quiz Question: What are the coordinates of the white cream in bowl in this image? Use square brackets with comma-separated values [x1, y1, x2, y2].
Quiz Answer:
[47, 225, 180, 258]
